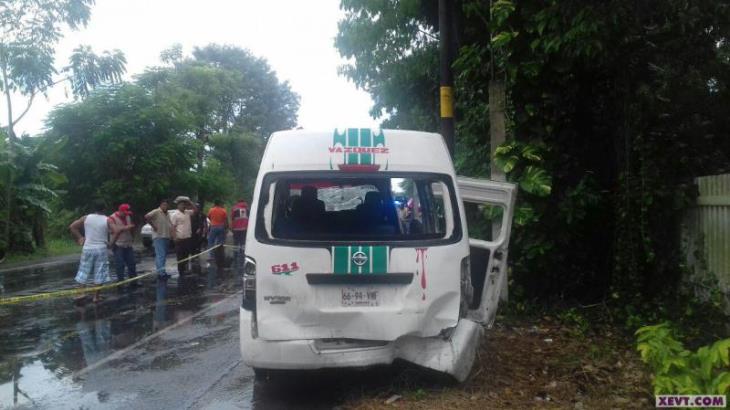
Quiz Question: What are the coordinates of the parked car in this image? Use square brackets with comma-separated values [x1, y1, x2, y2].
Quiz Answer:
[141, 223, 154, 249]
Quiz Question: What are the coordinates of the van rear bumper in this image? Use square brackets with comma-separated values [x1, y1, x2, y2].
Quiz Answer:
[239, 308, 395, 369]
[239, 308, 482, 381]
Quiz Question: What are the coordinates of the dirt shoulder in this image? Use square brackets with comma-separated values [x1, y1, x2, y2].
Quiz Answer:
[344, 314, 652, 409]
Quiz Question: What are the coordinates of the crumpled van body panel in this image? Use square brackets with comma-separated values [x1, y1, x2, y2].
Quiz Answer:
[247, 129, 468, 342]
[252, 242, 467, 341]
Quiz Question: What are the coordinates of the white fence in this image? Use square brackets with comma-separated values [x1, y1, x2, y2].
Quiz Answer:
[682, 174, 730, 313]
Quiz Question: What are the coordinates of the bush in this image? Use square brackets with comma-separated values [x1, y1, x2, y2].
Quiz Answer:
[636, 322, 730, 396]
[46, 208, 78, 241]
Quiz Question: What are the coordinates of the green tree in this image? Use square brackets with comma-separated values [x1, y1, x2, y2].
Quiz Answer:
[137, 44, 299, 202]
[336, 0, 491, 173]
[139, 44, 299, 141]
[44, 44, 294, 219]
[0, 132, 66, 255]
[209, 132, 263, 202]
[336, 0, 730, 309]
[44, 84, 200, 217]
[192, 44, 300, 138]
[336, 0, 441, 130]
[476, 0, 730, 304]
[0, 0, 126, 254]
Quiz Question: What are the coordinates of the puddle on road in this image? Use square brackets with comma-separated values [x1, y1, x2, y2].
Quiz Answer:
[0, 254, 443, 410]
[0, 359, 137, 409]
[148, 352, 184, 371]
[0, 258, 240, 409]
[0, 263, 79, 296]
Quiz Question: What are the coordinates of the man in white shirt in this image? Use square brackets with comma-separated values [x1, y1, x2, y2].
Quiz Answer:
[69, 200, 112, 303]
[170, 196, 195, 276]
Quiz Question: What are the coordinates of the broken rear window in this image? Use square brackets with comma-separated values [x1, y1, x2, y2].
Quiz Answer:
[257, 173, 459, 242]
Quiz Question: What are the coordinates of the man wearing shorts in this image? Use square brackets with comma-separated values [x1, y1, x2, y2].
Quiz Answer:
[69, 201, 113, 303]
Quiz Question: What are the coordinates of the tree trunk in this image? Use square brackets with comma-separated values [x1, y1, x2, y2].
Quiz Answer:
[1, 49, 15, 254]
[33, 214, 46, 249]
[489, 80, 507, 301]
[195, 129, 208, 201]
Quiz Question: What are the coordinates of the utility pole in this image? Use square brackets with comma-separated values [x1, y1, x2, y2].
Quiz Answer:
[490, 80, 508, 301]
[439, 0, 455, 157]
[489, 81, 506, 183]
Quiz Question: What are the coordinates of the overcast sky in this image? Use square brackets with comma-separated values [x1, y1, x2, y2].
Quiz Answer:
[13, 0, 377, 136]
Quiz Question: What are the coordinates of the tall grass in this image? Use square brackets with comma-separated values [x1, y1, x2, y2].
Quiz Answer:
[3, 238, 79, 264]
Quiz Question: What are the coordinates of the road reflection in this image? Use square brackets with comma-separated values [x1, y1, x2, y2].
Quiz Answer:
[76, 306, 112, 367]
[0, 257, 239, 408]
[154, 278, 168, 332]
[0, 255, 427, 409]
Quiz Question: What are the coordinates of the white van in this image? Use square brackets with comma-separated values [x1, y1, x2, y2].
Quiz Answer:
[240, 128, 516, 381]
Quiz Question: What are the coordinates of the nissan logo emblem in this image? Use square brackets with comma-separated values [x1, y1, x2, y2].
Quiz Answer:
[352, 251, 368, 266]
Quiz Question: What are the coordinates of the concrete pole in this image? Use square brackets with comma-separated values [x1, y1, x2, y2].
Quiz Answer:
[489, 80, 508, 301]
[489, 80, 506, 183]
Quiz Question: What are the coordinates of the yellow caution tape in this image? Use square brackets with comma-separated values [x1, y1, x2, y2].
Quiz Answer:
[0, 244, 224, 306]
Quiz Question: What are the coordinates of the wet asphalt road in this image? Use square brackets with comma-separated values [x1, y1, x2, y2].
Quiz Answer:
[0, 252, 419, 410]
[0, 252, 253, 409]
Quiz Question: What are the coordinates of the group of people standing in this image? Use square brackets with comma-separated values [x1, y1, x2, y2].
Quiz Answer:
[145, 196, 202, 280]
[68, 197, 249, 303]
[69, 201, 137, 303]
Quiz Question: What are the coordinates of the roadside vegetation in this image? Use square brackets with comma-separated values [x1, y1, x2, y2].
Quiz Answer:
[0, 1, 299, 263]
[344, 306, 652, 409]
[0, 0, 728, 403]
[336, 0, 730, 404]
[3, 238, 77, 265]
[340, 301, 728, 408]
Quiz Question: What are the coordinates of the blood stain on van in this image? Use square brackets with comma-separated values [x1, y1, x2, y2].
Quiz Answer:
[415, 248, 428, 300]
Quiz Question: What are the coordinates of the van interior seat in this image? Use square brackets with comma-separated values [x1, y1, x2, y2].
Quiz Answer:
[273, 183, 404, 238]
[291, 186, 325, 224]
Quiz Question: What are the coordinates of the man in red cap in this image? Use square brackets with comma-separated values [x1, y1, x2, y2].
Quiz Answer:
[109, 203, 137, 283]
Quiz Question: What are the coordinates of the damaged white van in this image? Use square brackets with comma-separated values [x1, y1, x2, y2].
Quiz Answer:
[240, 128, 516, 381]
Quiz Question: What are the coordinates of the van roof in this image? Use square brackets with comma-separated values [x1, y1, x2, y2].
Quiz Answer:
[262, 129, 455, 175]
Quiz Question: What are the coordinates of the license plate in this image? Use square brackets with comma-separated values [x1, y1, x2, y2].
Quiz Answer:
[341, 287, 379, 307]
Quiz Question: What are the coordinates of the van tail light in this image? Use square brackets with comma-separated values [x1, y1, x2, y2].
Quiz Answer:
[242, 256, 256, 311]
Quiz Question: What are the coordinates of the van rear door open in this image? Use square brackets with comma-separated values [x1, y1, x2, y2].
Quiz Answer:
[456, 177, 517, 325]
[372, 176, 516, 381]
